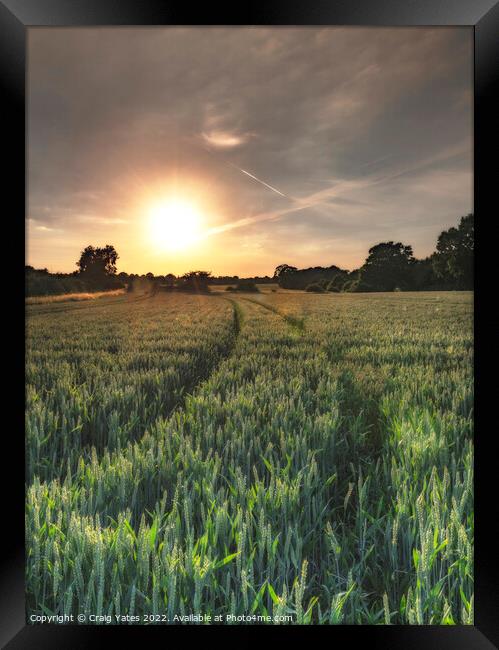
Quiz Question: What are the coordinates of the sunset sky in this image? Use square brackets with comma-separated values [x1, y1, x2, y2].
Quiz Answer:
[27, 27, 473, 277]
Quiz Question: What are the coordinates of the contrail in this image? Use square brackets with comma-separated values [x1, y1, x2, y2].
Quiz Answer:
[226, 161, 289, 199]
[199, 140, 291, 200]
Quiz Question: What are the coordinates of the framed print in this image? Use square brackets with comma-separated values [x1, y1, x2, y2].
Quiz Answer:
[1, 0, 498, 647]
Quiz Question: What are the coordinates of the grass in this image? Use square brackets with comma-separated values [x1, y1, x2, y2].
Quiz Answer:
[25, 291, 473, 624]
[26, 289, 126, 305]
[210, 283, 279, 293]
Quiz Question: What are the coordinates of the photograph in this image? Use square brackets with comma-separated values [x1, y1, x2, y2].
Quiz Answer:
[24, 25, 474, 627]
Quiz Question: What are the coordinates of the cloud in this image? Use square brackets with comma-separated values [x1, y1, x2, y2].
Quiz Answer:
[27, 218, 61, 233]
[202, 130, 250, 149]
[76, 215, 129, 225]
[27, 27, 472, 274]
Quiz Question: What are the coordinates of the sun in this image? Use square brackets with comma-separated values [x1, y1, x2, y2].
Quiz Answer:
[149, 199, 202, 251]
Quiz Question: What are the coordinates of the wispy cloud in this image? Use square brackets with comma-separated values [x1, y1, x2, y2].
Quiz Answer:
[27, 26, 472, 274]
[27, 218, 62, 233]
[75, 215, 129, 225]
[202, 130, 250, 149]
[204, 139, 472, 241]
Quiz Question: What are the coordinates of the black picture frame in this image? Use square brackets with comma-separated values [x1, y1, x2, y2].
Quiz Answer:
[2, 1, 498, 647]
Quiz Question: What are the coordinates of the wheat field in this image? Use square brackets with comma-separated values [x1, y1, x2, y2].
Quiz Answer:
[25, 290, 473, 624]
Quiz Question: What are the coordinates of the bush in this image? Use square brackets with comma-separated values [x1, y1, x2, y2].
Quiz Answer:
[25, 266, 126, 297]
[178, 271, 212, 293]
[326, 281, 340, 292]
[233, 282, 260, 293]
[305, 283, 326, 293]
[341, 280, 360, 293]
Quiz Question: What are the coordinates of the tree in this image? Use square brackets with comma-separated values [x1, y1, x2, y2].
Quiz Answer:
[410, 258, 437, 290]
[179, 270, 212, 292]
[432, 214, 474, 289]
[359, 242, 415, 291]
[327, 271, 349, 292]
[76, 245, 119, 278]
[165, 273, 176, 287]
[273, 264, 297, 280]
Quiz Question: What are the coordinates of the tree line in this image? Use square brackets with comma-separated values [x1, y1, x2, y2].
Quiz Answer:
[274, 213, 473, 292]
[25, 245, 274, 297]
[25, 213, 473, 297]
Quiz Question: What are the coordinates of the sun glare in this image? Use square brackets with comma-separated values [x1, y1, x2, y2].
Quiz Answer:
[149, 199, 202, 251]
